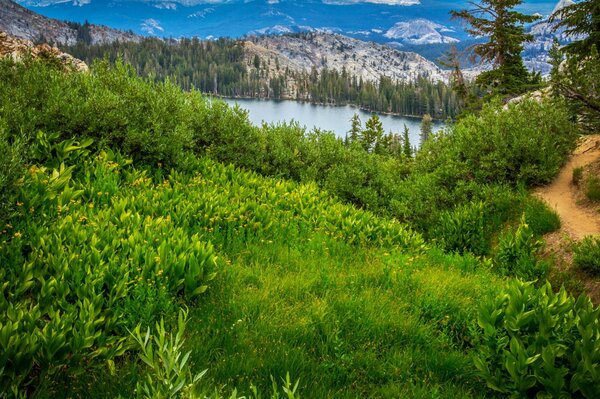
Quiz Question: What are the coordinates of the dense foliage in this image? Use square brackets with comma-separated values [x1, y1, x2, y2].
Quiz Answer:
[0, 57, 577, 251]
[573, 236, 600, 275]
[550, 0, 600, 58]
[0, 57, 590, 398]
[476, 279, 600, 398]
[451, 0, 540, 96]
[64, 37, 461, 119]
[549, 0, 600, 133]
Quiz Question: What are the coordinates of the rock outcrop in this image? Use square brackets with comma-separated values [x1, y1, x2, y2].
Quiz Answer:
[244, 32, 447, 86]
[0, 0, 141, 45]
[0, 30, 88, 71]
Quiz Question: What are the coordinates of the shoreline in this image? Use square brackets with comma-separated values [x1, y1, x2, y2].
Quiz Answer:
[214, 94, 451, 122]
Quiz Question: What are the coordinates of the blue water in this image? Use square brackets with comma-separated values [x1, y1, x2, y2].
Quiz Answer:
[225, 98, 445, 147]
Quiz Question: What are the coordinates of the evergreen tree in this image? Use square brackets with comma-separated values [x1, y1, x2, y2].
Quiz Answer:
[402, 125, 412, 159]
[549, 0, 600, 131]
[253, 54, 261, 70]
[550, 0, 600, 58]
[440, 45, 467, 103]
[362, 114, 384, 152]
[451, 0, 539, 95]
[420, 114, 433, 147]
[375, 132, 394, 156]
[348, 113, 362, 145]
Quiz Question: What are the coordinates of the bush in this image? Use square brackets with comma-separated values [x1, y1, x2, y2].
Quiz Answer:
[586, 175, 600, 201]
[572, 166, 584, 186]
[573, 236, 600, 274]
[435, 201, 488, 256]
[475, 279, 600, 398]
[493, 215, 546, 280]
[0, 120, 25, 222]
[523, 197, 561, 236]
[417, 98, 578, 187]
[0, 152, 218, 395]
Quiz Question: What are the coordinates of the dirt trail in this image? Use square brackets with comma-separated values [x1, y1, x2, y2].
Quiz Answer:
[534, 135, 600, 303]
[535, 135, 600, 240]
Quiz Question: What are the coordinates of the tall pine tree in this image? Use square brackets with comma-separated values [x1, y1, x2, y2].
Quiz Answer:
[451, 0, 539, 95]
[550, 0, 600, 58]
[550, 0, 600, 131]
[420, 114, 433, 147]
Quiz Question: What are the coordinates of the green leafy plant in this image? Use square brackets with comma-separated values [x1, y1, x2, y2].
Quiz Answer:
[131, 308, 206, 399]
[493, 215, 546, 279]
[523, 197, 561, 237]
[436, 201, 488, 256]
[573, 236, 600, 274]
[572, 166, 584, 186]
[586, 175, 600, 202]
[475, 279, 600, 398]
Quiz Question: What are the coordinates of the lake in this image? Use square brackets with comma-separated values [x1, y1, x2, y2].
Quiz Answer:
[225, 98, 445, 148]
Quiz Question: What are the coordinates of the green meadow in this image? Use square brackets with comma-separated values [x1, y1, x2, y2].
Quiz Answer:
[1, 58, 598, 398]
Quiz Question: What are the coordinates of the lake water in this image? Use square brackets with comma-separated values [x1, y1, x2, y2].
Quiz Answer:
[225, 98, 445, 148]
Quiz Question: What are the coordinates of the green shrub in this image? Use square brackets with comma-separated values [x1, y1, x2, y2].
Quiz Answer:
[131, 308, 206, 398]
[0, 153, 218, 395]
[523, 197, 561, 236]
[417, 98, 578, 187]
[493, 215, 546, 280]
[586, 175, 600, 201]
[0, 123, 24, 222]
[435, 201, 488, 256]
[572, 166, 584, 186]
[573, 236, 600, 274]
[475, 279, 600, 398]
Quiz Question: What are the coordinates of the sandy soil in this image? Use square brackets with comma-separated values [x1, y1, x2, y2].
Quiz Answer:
[535, 135, 600, 239]
[534, 134, 600, 302]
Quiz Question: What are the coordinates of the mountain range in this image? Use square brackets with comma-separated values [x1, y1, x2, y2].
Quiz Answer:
[12, 0, 558, 45]
[1, 0, 580, 76]
[0, 0, 141, 44]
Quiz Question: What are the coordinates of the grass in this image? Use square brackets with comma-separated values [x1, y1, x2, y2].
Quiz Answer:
[0, 59, 586, 398]
[17, 155, 501, 398]
[573, 236, 600, 274]
[181, 244, 497, 398]
[586, 175, 600, 201]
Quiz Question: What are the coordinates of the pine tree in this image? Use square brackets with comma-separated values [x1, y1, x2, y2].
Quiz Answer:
[348, 113, 362, 145]
[420, 114, 433, 147]
[439, 45, 467, 103]
[362, 114, 384, 152]
[549, 0, 600, 131]
[451, 0, 539, 95]
[402, 125, 412, 159]
[550, 0, 600, 58]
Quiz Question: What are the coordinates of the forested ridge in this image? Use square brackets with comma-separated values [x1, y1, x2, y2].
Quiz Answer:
[64, 36, 462, 119]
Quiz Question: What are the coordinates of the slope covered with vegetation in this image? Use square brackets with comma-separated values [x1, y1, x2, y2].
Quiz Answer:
[1, 55, 599, 398]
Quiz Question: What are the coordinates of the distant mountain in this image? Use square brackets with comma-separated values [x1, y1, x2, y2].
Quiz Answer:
[12, 0, 476, 43]
[4, 0, 572, 71]
[0, 0, 141, 45]
[383, 19, 458, 45]
[245, 32, 448, 87]
[523, 0, 582, 75]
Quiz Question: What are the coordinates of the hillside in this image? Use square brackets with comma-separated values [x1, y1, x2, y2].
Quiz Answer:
[0, 0, 141, 45]
[244, 32, 447, 86]
[2, 38, 600, 397]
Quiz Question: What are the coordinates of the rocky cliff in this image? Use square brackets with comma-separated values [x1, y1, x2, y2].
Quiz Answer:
[0, 30, 88, 71]
[244, 32, 447, 86]
[0, 0, 141, 45]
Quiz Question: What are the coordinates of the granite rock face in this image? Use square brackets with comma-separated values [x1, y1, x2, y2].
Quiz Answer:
[0, 30, 88, 71]
[0, 0, 141, 45]
[244, 32, 448, 88]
